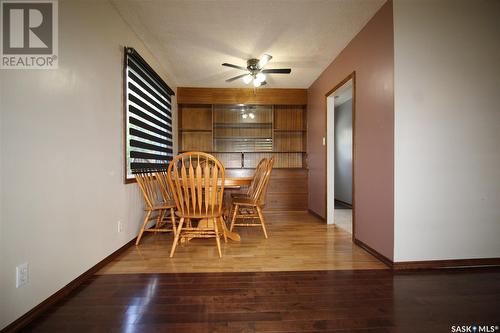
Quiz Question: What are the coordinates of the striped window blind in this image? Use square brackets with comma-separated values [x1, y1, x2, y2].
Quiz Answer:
[124, 47, 175, 182]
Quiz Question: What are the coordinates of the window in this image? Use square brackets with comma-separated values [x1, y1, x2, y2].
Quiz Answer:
[124, 47, 175, 182]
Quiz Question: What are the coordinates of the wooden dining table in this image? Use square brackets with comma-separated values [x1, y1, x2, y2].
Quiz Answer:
[222, 177, 253, 241]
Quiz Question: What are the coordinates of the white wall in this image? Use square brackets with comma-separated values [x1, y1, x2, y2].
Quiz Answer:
[0, 0, 176, 328]
[334, 99, 353, 204]
[394, 0, 500, 261]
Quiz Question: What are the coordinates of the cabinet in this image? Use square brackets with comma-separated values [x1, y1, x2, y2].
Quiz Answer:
[178, 104, 307, 169]
[176, 87, 308, 211]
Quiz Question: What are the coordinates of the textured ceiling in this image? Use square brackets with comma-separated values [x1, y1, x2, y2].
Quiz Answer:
[112, 0, 385, 88]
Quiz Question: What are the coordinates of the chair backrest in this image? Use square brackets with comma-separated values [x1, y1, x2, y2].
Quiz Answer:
[135, 171, 163, 210]
[167, 152, 225, 217]
[254, 156, 274, 206]
[155, 169, 173, 203]
[247, 158, 268, 196]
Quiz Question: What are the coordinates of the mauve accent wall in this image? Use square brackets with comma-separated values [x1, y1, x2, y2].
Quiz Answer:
[307, 1, 394, 260]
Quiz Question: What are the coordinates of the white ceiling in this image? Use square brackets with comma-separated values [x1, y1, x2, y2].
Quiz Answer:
[112, 0, 385, 88]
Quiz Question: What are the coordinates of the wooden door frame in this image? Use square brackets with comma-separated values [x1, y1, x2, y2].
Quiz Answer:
[324, 71, 356, 240]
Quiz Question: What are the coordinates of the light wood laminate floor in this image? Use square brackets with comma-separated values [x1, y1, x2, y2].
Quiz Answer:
[98, 211, 387, 274]
[334, 209, 352, 234]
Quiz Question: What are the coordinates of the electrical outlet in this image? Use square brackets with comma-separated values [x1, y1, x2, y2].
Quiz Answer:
[117, 220, 123, 233]
[16, 263, 28, 288]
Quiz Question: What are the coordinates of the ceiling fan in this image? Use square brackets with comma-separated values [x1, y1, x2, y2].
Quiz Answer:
[222, 54, 291, 87]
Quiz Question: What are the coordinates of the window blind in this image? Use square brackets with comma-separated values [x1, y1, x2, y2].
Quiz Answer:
[124, 47, 175, 181]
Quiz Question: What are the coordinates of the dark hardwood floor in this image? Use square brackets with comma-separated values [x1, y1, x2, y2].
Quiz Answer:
[23, 268, 500, 332]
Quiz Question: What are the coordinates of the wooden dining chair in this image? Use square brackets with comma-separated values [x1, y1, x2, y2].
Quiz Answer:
[230, 156, 274, 238]
[167, 152, 226, 258]
[228, 157, 268, 220]
[134, 170, 177, 245]
[231, 157, 268, 200]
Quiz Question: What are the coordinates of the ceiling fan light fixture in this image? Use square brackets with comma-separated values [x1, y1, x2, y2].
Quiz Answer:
[223, 54, 290, 87]
[249, 112, 255, 119]
[241, 113, 248, 119]
[258, 54, 272, 68]
[242, 74, 252, 84]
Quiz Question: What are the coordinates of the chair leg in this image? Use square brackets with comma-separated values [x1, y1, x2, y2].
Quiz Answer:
[220, 216, 227, 243]
[136, 210, 152, 245]
[256, 206, 268, 239]
[213, 218, 222, 258]
[227, 204, 234, 223]
[170, 208, 177, 236]
[230, 204, 239, 231]
[169, 217, 184, 258]
[155, 209, 165, 233]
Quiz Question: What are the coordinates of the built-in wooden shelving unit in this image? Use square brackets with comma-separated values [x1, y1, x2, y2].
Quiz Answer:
[179, 103, 307, 169]
[177, 87, 309, 211]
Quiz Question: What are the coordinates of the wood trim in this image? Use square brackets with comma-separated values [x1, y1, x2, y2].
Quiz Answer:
[393, 258, 500, 270]
[325, 74, 355, 97]
[225, 177, 253, 186]
[123, 46, 129, 185]
[177, 87, 307, 105]
[308, 209, 325, 221]
[353, 237, 500, 271]
[1, 238, 137, 333]
[324, 72, 356, 241]
[353, 238, 393, 269]
[211, 104, 214, 152]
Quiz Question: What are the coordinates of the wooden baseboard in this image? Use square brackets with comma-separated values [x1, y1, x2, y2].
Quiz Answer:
[393, 257, 500, 270]
[353, 238, 393, 269]
[1, 237, 136, 333]
[353, 239, 500, 270]
[308, 209, 325, 221]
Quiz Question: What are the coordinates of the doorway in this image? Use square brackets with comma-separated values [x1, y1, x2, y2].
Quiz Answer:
[326, 73, 354, 235]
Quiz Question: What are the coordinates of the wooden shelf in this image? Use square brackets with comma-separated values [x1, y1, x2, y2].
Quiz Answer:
[214, 137, 272, 140]
[180, 129, 212, 132]
[273, 151, 306, 153]
[274, 129, 306, 132]
[180, 151, 305, 154]
[214, 122, 272, 128]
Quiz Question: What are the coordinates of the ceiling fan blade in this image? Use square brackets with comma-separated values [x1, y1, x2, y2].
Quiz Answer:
[222, 63, 247, 71]
[258, 54, 272, 68]
[225, 73, 249, 82]
[262, 68, 291, 74]
[260, 81, 267, 86]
